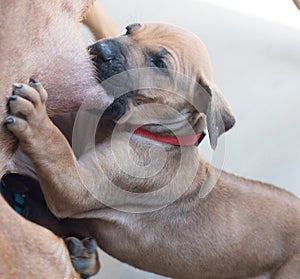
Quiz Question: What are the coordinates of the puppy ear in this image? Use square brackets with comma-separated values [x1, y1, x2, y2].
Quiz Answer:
[197, 81, 235, 149]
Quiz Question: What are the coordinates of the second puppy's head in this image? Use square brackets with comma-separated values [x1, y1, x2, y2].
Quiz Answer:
[88, 22, 235, 148]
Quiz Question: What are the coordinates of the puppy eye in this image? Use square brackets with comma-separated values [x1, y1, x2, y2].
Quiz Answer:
[134, 99, 144, 106]
[149, 48, 168, 72]
[150, 58, 167, 70]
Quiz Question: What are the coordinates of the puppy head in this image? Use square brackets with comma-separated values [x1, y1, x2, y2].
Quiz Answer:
[89, 22, 235, 148]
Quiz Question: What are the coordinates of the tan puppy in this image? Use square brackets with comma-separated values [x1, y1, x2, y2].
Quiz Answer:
[6, 23, 300, 279]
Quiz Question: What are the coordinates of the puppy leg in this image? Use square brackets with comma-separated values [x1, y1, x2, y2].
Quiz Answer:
[272, 253, 300, 278]
[5, 79, 103, 218]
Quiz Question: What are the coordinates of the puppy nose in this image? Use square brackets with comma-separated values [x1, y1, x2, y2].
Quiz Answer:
[88, 42, 114, 62]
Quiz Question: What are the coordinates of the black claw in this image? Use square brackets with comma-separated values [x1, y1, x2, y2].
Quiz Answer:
[4, 117, 15, 125]
[81, 273, 92, 279]
[71, 258, 91, 272]
[83, 238, 97, 254]
[65, 238, 82, 256]
[29, 76, 39, 84]
[9, 95, 18, 101]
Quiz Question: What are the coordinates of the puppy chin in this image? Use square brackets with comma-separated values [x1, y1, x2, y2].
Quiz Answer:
[86, 96, 128, 120]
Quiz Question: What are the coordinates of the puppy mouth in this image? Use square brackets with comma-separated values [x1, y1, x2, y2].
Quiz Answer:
[88, 95, 128, 120]
[88, 90, 140, 121]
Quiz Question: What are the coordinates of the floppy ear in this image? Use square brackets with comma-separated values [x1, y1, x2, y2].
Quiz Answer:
[197, 81, 235, 149]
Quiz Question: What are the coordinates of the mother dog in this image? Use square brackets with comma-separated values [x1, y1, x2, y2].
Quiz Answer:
[6, 23, 300, 279]
[0, 0, 111, 277]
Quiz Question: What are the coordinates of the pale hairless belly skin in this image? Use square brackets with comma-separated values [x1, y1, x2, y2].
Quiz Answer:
[0, 0, 110, 277]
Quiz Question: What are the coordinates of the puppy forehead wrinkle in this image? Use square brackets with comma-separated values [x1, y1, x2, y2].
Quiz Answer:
[140, 22, 201, 44]
[135, 23, 212, 73]
[148, 47, 168, 57]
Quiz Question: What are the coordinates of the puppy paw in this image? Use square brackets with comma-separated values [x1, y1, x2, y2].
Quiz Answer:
[5, 77, 53, 149]
[65, 237, 100, 279]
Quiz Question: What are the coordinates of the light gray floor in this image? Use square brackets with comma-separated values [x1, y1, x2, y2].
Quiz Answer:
[88, 0, 300, 278]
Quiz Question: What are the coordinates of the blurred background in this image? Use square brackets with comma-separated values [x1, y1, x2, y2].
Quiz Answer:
[83, 0, 300, 278]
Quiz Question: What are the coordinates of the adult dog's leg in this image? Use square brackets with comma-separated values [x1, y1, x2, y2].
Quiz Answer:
[83, 1, 118, 40]
[0, 194, 80, 279]
[1, 174, 100, 279]
[5, 79, 102, 218]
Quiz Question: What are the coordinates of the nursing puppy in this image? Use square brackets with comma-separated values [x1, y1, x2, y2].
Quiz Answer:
[6, 23, 300, 279]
